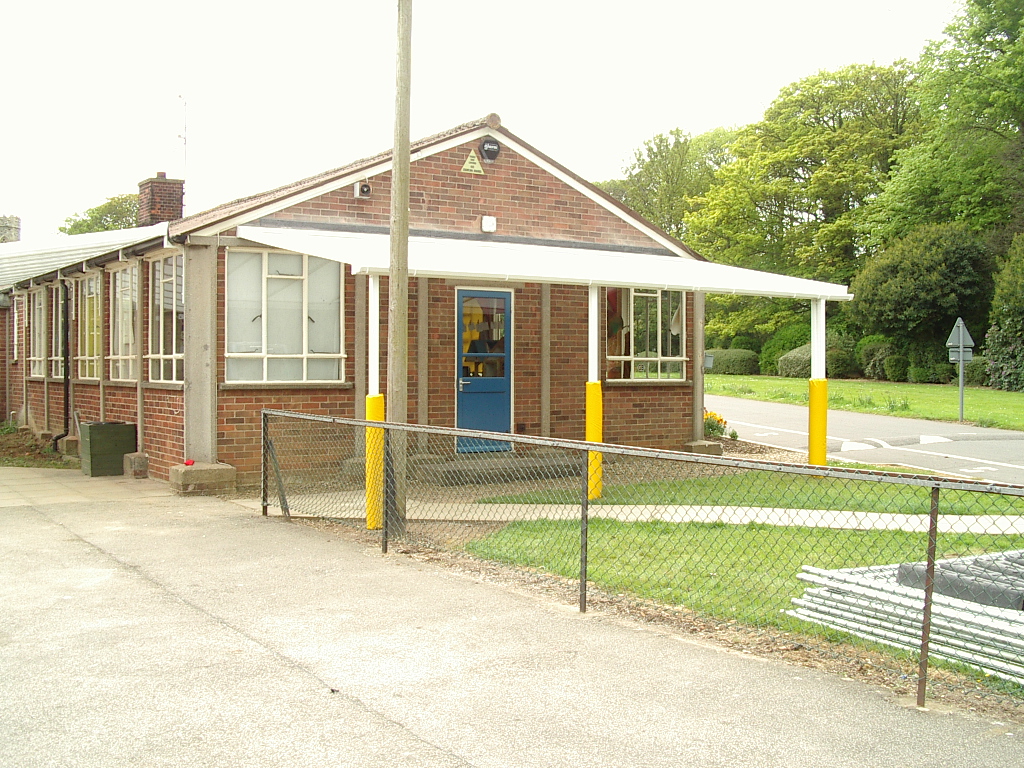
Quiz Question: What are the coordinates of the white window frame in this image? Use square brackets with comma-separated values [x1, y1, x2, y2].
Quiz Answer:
[28, 289, 46, 377]
[606, 287, 688, 381]
[76, 272, 102, 380]
[148, 254, 185, 383]
[49, 283, 67, 379]
[109, 263, 139, 381]
[225, 249, 347, 383]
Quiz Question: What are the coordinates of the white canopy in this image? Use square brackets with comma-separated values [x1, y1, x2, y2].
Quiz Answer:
[0, 224, 167, 289]
[236, 226, 851, 302]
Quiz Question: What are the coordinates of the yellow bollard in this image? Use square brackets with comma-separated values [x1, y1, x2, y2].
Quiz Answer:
[586, 381, 603, 500]
[808, 378, 828, 466]
[365, 394, 385, 529]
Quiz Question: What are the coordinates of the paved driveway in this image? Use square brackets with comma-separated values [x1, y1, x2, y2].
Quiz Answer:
[707, 394, 1024, 484]
[1, 468, 1022, 767]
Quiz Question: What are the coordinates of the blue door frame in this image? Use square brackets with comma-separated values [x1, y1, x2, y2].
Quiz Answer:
[456, 289, 512, 452]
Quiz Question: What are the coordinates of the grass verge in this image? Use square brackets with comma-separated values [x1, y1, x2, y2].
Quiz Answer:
[705, 374, 1024, 431]
[465, 518, 1024, 628]
[480, 472, 1024, 516]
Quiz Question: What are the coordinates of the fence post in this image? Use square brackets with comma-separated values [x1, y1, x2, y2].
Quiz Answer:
[580, 447, 589, 613]
[260, 411, 268, 516]
[916, 485, 940, 707]
[265, 437, 291, 519]
[382, 428, 394, 554]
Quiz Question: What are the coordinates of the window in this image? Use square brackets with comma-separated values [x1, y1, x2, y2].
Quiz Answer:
[148, 254, 184, 382]
[28, 289, 45, 377]
[49, 284, 67, 378]
[76, 273, 102, 379]
[109, 264, 139, 381]
[606, 287, 687, 380]
[225, 250, 345, 382]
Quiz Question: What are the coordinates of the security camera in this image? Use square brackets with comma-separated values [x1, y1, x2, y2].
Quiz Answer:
[354, 182, 372, 198]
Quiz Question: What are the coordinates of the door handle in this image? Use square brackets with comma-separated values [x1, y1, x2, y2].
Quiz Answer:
[459, 378, 470, 392]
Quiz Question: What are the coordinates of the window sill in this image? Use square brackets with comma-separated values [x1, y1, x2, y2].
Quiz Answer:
[603, 378, 692, 387]
[219, 381, 354, 391]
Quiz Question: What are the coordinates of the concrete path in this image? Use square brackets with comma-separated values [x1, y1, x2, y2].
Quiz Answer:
[2, 468, 1023, 767]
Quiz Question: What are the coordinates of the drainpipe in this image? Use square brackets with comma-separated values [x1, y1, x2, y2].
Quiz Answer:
[51, 279, 71, 452]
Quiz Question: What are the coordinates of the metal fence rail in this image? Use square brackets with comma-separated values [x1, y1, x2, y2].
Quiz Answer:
[261, 408, 1024, 709]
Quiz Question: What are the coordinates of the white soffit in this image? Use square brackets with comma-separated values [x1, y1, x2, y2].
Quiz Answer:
[236, 226, 852, 301]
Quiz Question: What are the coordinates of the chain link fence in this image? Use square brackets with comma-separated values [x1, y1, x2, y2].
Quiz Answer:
[261, 408, 1024, 710]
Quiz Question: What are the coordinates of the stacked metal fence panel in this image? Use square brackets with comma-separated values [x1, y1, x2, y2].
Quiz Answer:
[261, 409, 1024, 707]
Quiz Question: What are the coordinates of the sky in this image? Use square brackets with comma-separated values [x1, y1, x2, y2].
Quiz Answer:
[1, 0, 963, 239]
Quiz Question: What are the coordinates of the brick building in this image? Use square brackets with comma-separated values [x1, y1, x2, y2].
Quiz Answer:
[0, 115, 850, 491]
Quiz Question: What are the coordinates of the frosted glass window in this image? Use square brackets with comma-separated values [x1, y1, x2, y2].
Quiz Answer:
[226, 252, 263, 353]
[224, 249, 345, 382]
[267, 278, 303, 355]
[308, 258, 341, 354]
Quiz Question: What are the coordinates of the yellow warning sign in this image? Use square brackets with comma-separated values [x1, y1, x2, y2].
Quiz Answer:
[461, 149, 485, 175]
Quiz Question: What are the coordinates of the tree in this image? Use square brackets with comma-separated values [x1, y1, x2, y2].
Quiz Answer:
[688, 62, 921, 285]
[985, 233, 1024, 391]
[864, 0, 1024, 253]
[847, 223, 996, 353]
[608, 128, 737, 239]
[683, 63, 921, 339]
[59, 194, 138, 235]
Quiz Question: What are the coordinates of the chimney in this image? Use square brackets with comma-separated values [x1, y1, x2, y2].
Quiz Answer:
[137, 172, 184, 226]
[0, 215, 20, 243]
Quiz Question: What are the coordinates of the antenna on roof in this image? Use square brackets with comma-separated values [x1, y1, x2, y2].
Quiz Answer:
[178, 95, 188, 215]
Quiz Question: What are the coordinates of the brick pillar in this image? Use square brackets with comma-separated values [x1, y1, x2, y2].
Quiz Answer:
[137, 173, 184, 226]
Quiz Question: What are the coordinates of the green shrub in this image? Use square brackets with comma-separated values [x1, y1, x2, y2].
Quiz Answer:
[884, 354, 908, 382]
[760, 324, 811, 375]
[707, 348, 760, 375]
[862, 343, 893, 380]
[932, 363, 956, 384]
[964, 355, 989, 386]
[825, 333, 860, 379]
[855, 334, 893, 379]
[986, 234, 1024, 391]
[777, 344, 812, 378]
[776, 337, 860, 379]
[908, 365, 933, 384]
[729, 335, 761, 352]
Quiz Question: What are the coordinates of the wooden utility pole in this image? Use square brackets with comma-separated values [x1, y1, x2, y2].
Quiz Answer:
[386, 0, 412, 530]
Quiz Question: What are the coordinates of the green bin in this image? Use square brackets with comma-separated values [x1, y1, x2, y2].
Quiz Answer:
[80, 422, 137, 477]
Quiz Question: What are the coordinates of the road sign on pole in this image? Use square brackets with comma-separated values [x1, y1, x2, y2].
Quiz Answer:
[945, 317, 975, 423]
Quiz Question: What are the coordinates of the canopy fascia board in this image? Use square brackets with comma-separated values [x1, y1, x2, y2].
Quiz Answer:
[236, 225, 852, 302]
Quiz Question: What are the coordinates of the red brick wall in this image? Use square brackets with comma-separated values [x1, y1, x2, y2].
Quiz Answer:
[213, 247, 361, 488]
[138, 173, 185, 227]
[144, 388, 184, 480]
[265, 140, 662, 250]
[9, 134, 699, 488]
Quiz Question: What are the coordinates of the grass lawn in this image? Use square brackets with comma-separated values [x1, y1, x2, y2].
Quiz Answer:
[481, 472, 1024, 516]
[705, 374, 1024, 431]
[466, 519, 1024, 629]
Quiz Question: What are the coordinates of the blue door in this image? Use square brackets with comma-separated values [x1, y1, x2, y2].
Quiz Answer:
[456, 289, 512, 452]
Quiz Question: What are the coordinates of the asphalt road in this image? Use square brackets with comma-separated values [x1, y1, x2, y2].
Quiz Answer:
[3, 479, 1023, 767]
[706, 394, 1024, 485]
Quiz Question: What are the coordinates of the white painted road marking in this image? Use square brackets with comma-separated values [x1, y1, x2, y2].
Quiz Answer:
[920, 435, 952, 444]
[727, 420, 1024, 473]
